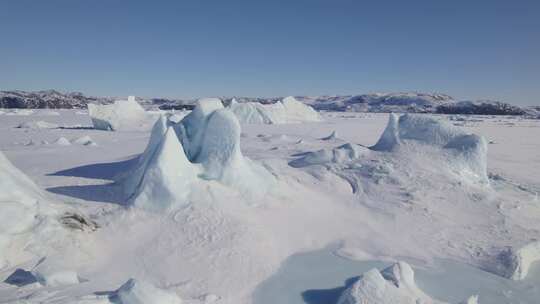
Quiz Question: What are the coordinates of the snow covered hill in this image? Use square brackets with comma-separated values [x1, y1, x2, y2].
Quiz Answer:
[0, 90, 113, 109]
[1, 90, 535, 117]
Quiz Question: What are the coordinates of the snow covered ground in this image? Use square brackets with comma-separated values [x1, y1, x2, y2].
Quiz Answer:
[1, 109, 539, 303]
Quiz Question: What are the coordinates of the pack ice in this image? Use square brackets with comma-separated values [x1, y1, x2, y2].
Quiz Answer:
[88, 96, 151, 131]
[337, 261, 478, 304]
[229, 96, 321, 124]
[123, 98, 275, 210]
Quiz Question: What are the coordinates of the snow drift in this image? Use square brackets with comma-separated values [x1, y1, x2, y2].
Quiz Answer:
[229, 96, 321, 124]
[337, 261, 477, 304]
[88, 96, 149, 131]
[371, 114, 488, 183]
[124, 98, 274, 210]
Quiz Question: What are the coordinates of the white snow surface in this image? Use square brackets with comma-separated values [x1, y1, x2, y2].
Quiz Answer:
[0, 110, 539, 303]
[337, 261, 476, 304]
[229, 96, 321, 124]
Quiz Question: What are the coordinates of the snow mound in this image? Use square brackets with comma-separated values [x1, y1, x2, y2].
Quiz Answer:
[131, 127, 199, 211]
[497, 241, 540, 280]
[125, 99, 274, 209]
[337, 262, 476, 304]
[54, 137, 72, 146]
[73, 135, 97, 146]
[115, 278, 182, 304]
[372, 114, 488, 183]
[88, 96, 148, 131]
[229, 96, 321, 124]
[17, 120, 59, 129]
[291, 143, 370, 167]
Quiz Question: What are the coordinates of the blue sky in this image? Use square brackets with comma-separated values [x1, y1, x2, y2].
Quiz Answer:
[1, 0, 538, 104]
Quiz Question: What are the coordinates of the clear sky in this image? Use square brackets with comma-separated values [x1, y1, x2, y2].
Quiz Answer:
[1, 0, 538, 105]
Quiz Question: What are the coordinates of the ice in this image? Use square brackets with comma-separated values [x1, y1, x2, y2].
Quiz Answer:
[337, 262, 475, 304]
[131, 127, 199, 211]
[229, 96, 321, 124]
[73, 135, 97, 146]
[292, 143, 370, 167]
[127, 101, 274, 208]
[320, 130, 338, 140]
[17, 120, 59, 129]
[175, 98, 224, 160]
[54, 137, 72, 146]
[120, 114, 169, 198]
[229, 102, 274, 124]
[115, 278, 182, 304]
[196, 109, 274, 196]
[35, 269, 80, 287]
[497, 241, 540, 280]
[371, 114, 488, 183]
[0, 151, 52, 268]
[88, 96, 148, 131]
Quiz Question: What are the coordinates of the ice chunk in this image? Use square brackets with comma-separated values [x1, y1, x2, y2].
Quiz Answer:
[73, 135, 96, 146]
[17, 120, 59, 129]
[54, 137, 72, 146]
[196, 109, 274, 197]
[35, 269, 80, 287]
[175, 98, 224, 160]
[338, 262, 477, 304]
[88, 97, 147, 131]
[131, 127, 199, 211]
[497, 241, 540, 280]
[0, 151, 51, 267]
[126, 100, 274, 209]
[371, 114, 488, 183]
[291, 143, 370, 167]
[229, 96, 321, 124]
[229, 102, 274, 124]
[120, 115, 169, 199]
[115, 278, 182, 304]
[371, 113, 400, 151]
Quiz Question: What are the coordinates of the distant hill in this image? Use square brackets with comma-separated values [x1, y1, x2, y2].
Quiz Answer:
[0, 89, 535, 116]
